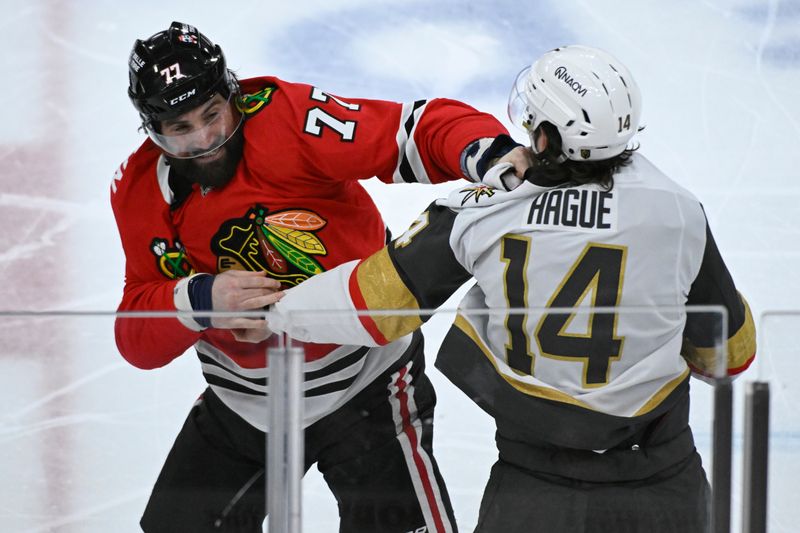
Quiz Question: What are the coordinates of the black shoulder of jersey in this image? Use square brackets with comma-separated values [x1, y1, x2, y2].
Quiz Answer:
[684, 217, 746, 346]
[388, 202, 471, 312]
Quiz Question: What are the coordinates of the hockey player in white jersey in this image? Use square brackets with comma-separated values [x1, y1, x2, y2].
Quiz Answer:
[265, 46, 755, 532]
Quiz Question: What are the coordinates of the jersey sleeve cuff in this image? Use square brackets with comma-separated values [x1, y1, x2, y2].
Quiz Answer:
[173, 274, 209, 332]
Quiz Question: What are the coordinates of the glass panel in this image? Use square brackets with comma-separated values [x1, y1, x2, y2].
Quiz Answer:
[755, 312, 800, 532]
[4, 306, 786, 532]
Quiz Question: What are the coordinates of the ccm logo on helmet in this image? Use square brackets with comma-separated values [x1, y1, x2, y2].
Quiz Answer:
[169, 88, 197, 106]
[554, 66, 588, 97]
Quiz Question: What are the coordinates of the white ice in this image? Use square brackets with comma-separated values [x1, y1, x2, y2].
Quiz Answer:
[1, 0, 798, 531]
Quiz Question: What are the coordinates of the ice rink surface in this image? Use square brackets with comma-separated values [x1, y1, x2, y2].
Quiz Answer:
[1, 0, 798, 531]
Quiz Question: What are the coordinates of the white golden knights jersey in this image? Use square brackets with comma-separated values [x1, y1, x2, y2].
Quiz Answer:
[269, 153, 756, 451]
[110, 76, 507, 430]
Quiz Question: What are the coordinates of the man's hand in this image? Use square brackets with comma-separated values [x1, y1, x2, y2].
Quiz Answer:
[211, 270, 283, 330]
[481, 146, 533, 191]
[482, 146, 535, 191]
[230, 325, 274, 344]
[496, 145, 534, 178]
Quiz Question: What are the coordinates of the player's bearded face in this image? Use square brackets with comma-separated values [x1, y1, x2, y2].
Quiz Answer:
[166, 123, 245, 190]
[157, 95, 245, 190]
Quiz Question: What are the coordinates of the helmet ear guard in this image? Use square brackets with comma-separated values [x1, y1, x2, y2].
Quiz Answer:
[531, 122, 568, 164]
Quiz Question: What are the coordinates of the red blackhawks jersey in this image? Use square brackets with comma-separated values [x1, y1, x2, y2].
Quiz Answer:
[110, 76, 506, 429]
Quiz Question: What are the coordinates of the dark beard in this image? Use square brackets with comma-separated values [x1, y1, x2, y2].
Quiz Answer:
[166, 124, 245, 191]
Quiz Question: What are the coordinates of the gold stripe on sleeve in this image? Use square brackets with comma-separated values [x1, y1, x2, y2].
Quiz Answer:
[355, 248, 423, 341]
[682, 294, 756, 374]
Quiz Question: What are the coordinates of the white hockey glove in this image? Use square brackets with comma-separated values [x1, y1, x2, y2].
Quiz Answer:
[481, 162, 523, 191]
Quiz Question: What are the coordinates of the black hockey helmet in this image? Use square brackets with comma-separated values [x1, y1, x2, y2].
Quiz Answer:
[127, 21, 238, 128]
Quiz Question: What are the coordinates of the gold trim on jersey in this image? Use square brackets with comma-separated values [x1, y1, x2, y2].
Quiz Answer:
[499, 234, 536, 376]
[454, 314, 593, 409]
[454, 313, 689, 417]
[633, 367, 691, 416]
[681, 294, 756, 374]
[356, 247, 423, 341]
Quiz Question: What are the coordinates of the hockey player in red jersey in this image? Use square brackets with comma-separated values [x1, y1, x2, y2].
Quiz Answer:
[266, 46, 756, 532]
[111, 21, 530, 533]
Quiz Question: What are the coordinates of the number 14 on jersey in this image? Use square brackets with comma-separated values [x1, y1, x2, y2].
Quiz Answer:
[501, 236, 627, 388]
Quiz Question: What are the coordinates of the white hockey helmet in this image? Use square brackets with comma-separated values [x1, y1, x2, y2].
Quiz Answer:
[508, 45, 642, 161]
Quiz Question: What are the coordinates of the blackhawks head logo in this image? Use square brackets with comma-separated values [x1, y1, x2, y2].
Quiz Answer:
[212, 205, 328, 287]
[236, 85, 276, 117]
[150, 238, 195, 279]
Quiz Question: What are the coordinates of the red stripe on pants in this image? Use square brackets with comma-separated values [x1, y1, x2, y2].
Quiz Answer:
[394, 366, 447, 533]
